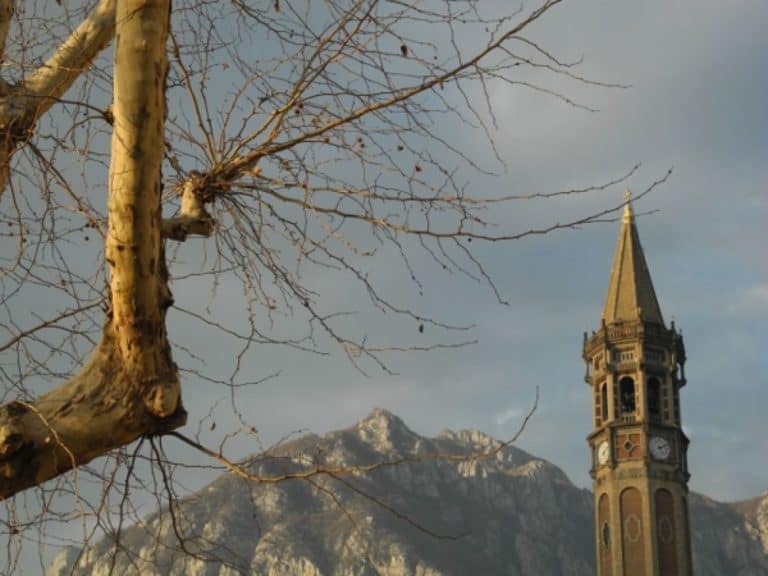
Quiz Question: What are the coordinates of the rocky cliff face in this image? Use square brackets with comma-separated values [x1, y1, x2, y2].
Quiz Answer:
[691, 492, 768, 576]
[48, 410, 768, 575]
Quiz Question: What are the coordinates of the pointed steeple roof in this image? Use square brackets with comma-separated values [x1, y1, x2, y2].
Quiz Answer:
[602, 191, 664, 325]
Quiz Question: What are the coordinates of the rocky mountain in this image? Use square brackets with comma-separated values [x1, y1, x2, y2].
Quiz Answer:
[48, 409, 768, 575]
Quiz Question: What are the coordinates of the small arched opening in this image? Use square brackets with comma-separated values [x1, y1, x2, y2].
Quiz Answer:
[619, 377, 636, 416]
[601, 382, 609, 422]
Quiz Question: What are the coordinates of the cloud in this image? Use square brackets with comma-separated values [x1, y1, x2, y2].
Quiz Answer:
[727, 284, 768, 317]
[495, 406, 524, 427]
[707, 427, 746, 445]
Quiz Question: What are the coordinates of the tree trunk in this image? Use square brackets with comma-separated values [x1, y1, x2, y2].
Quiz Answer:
[0, 0, 183, 501]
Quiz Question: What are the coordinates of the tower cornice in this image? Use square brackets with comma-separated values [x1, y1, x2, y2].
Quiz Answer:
[583, 319, 684, 362]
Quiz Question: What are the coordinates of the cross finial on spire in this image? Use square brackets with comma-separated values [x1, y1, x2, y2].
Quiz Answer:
[622, 188, 634, 223]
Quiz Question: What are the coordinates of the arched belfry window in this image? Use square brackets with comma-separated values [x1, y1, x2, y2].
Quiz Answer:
[619, 377, 636, 415]
[601, 382, 609, 422]
[647, 377, 661, 420]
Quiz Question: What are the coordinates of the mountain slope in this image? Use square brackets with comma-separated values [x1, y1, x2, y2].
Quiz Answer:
[48, 410, 768, 575]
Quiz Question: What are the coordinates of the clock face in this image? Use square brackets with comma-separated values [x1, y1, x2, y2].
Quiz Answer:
[649, 436, 671, 460]
[597, 440, 610, 465]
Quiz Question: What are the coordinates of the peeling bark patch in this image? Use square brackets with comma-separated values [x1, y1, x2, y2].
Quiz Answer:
[1, 444, 36, 481]
[0, 402, 29, 459]
[55, 400, 73, 418]
[144, 381, 178, 419]
[4, 401, 28, 417]
[0, 429, 23, 458]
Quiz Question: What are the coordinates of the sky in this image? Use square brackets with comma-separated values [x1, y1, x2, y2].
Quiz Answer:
[183, 0, 767, 503]
[3, 0, 768, 571]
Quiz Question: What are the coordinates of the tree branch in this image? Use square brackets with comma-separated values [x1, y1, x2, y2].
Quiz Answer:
[0, 0, 183, 502]
[161, 174, 215, 241]
[0, 0, 12, 70]
[23, 0, 116, 108]
[161, 215, 214, 241]
[212, 0, 564, 185]
[0, 0, 116, 197]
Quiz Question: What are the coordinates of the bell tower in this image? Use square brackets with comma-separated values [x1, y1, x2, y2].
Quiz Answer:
[583, 192, 692, 576]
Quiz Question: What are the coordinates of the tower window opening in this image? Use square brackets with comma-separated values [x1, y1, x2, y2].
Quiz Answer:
[647, 378, 661, 420]
[619, 377, 636, 415]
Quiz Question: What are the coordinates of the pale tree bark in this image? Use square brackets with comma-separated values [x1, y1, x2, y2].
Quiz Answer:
[0, 0, 182, 500]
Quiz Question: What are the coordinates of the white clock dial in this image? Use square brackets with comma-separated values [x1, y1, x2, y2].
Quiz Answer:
[649, 436, 671, 460]
[597, 440, 610, 465]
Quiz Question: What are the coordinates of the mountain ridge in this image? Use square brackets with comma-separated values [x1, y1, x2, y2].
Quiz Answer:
[48, 409, 768, 575]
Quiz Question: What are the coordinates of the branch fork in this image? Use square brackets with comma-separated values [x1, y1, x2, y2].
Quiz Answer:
[162, 175, 215, 241]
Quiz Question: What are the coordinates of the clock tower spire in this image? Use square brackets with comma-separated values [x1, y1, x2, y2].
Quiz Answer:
[583, 192, 692, 576]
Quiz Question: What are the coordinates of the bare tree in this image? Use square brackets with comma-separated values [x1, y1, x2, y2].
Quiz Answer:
[0, 0, 648, 570]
